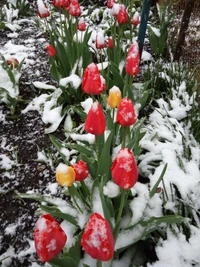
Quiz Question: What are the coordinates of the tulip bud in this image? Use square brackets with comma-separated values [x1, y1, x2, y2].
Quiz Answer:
[72, 160, 89, 181]
[131, 11, 140, 26]
[96, 31, 106, 49]
[82, 63, 106, 95]
[107, 86, 122, 108]
[46, 44, 56, 57]
[56, 163, 75, 186]
[84, 102, 106, 135]
[81, 213, 114, 261]
[116, 97, 137, 126]
[69, 0, 81, 17]
[37, 0, 50, 18]
[125, 41, 140, 76]
[34, 214, 67, 262]
[78, 18, 87, 31]
[117, 4, 128, 24]
[111, 148, 138, 189]
[6, 58, 19, 69]
[108, 37, 114, 48]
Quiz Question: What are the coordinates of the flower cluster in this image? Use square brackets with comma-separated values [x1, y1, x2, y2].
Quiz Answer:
[32, 0, 146, 265]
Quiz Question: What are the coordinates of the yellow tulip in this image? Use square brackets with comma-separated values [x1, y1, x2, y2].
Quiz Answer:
[56, 163, 75, 187]
[107, 86, 122, 108]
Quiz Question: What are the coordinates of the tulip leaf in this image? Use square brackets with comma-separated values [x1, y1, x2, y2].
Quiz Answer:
[49, 134, 70, 164]
[116, 215, 185, 253]
[40, 205, 78, 226]
[96, 131, 113, 180]
[149, 163, 168, 199]
[99, 177, 114, 230]
[49, 256, 77, 267]
[66, 233, 82, 266]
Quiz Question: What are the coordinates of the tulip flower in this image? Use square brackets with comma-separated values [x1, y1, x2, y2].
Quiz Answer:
[111, 148, 138, 189]
[53, 0, 63, 7]
[78, 18, 86, 31]
[81, 213, 114, 261]
[131, 11, 140, 26]
[37, 0, 50, 18]
[117, 4, 128, 24]
[96, 31, 106, 49]
[69, 0, 81, 17]
[56, 163, 75, 186]
[82, 63, 106, 95]
[6, 58, 19, 68]
[84, 102, 106, 135]
[107, 37, 114, 48]
[34, 214, 67, 262]
[46, 44, 56, 57]
[116, 97, 137, 126]
[107, 86, 122, 108]
[107, 0, 115, 9]
[72, 160, 89, 181]
[125, 41, 140, 76]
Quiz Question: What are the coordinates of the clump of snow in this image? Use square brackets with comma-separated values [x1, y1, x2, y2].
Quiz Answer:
[56, 163, 68, 174]
[103, 181, 119, 198]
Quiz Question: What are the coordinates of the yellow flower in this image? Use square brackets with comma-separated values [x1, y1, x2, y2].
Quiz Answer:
[56, 163, 75, 187]
[107, 86, 122, 108]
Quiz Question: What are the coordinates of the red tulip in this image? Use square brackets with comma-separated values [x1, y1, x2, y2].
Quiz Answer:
[117, 4, 128, 24]
[46, 44, 56, 57]
[107, 0, 115, 8]
[72, 160, 89, 181]
[125, 41, 140, 76]
[78, 18, 86, 31]
[96, 31, 106, 49]
[69, 0, 81, 17]
[34, 214, 67, 262]
[111, 148, 138, 189]
[131, 11, 140, 26]
[116, 97, 137, 126]
[82, 63, 106, 95]
[108, 37, 114, 48]
[6, 58, 19, 68]
[84, 102, 106, 135]
[81, 213, 114, 261]
[37, 0, 50, 18]
[53, 0, 70, 7]
[53, 0, 63, 7]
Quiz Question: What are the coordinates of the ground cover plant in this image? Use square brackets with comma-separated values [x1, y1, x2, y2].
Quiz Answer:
[0, 0, 200, 266]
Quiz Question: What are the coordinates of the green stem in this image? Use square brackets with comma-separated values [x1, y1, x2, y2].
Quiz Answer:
[116, 190, 126, 225]
[122, 126, 127, 148]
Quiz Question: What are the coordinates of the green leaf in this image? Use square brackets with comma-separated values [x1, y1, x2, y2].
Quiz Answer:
[49, 134, 70, 164]
[40, 205, 78, 226]
[96, 131, 113, 180]
[117, 215, 185, 253]
[67, 233, 82, 266]
[49, 256, 77, 267]
[149, 163, 168, 198]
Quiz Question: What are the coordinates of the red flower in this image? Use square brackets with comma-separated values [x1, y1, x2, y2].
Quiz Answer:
[117, 4, 128, 24]
[107, 0, 115, 8]
[34, 214, 67, 263]
[46, 44, 56, 57]
[116, 97, 137, 126]
[96, 31, 106, 49]
[108, 37, 114, 48]
[84, 102, 106, 135]
[131, 11, 140, 26]
[53, 0, 63, 7]
[72, 160, 89, 181]
[6, 58, 19, 68]
[37, 0, 50, 18]
[82, 63, 106, 95]
[81, 213, 114, 261]
[78, 18, 86, 31]
[125, 41, 140, 76]
[111, 148, 138, 189]
[69, 0, 81, 17]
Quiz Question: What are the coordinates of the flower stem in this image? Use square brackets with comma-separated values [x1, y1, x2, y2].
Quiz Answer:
[122, 126, 127, 148]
